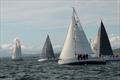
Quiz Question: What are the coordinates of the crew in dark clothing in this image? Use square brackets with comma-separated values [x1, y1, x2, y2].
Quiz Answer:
[77, 54, 88, 60]
[86, 54, 88, 59]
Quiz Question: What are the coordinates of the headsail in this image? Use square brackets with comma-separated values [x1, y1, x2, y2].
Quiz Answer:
[59, 8, 93, 60]
[92, 21, 113, 56]
[12, 39, 22, 60]
[40, 35, 55, 59]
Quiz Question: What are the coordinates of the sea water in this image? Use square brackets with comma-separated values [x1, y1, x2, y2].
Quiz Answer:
[0, 56, 120, 80]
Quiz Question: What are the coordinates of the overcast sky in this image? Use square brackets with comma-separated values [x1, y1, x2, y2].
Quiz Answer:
[0, 0, 120, 50]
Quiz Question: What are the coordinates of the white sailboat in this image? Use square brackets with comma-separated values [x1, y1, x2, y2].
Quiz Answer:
[92, 21, 120, 61]
[38, 35, 55, 62]
[58, 8, 106, 65]
[12, 38, 22, 60]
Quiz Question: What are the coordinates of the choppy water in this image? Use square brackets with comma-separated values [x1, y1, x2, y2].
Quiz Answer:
[0, 57, 120, 80]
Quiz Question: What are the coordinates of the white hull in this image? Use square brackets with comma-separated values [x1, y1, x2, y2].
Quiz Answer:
[38, 58, 47, 62]
[58, 58, 106, 65]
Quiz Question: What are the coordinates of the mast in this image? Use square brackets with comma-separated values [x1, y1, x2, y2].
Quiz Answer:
[73, 8, 77, 58]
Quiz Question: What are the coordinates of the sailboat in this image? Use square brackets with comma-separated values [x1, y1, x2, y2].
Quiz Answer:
[12, 39, 23, 61]
[38, 35, 55, 62]
[58, 8, 106, 65]
[92, 21, 120, 61]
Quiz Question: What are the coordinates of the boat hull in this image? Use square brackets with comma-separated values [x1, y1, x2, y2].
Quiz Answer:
[58, 58, 106, 65]
[38, 58, 48, 62]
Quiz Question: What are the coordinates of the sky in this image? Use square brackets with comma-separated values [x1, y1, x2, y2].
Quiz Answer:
[0, 0, 120, 51]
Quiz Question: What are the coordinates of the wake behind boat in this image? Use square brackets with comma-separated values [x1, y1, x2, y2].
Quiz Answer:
[38, 35, 55, 62]
[58, 8, 106, 65]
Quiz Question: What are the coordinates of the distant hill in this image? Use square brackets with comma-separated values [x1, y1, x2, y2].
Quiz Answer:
[113, 48, 120, 56]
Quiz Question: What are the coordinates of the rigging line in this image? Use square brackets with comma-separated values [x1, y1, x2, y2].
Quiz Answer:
[0, 24, 1, 48]
[0, 0, 1, 47]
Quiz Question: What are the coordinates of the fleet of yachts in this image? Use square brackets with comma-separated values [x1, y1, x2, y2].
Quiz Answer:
[8, 8, 120, 65]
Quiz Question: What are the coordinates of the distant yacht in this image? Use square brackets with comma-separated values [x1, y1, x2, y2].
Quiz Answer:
[58, 8, 106, 65]
[12, 39, 23, 61]
[92, 21, 120, 61]
[38, 35, 55, 62]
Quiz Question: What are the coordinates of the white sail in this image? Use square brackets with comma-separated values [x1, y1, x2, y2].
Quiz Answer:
[91, 27, 101, 56]
[12, 39, 22, 60]
[59, 8, 93, 61]
[38, 35, 55, 61]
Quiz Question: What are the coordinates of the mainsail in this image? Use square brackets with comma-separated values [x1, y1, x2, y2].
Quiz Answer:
[92, 21, 113, 56]
[91, 26, 101, 57]
[59, 8, 93, 60]
[12, 39, 22, 60]
[40, 35, 55, 59]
